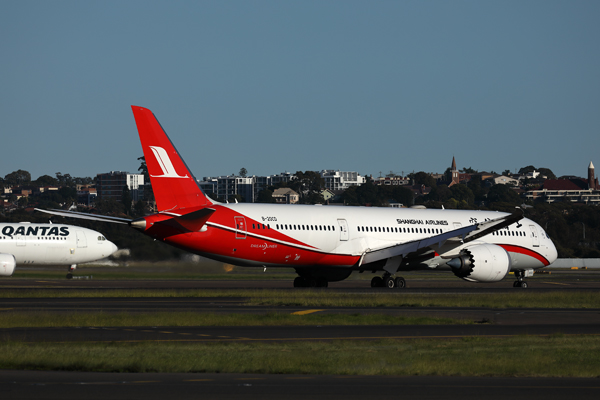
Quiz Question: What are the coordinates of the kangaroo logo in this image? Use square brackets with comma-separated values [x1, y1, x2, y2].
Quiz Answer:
[149, 146, 189, 178]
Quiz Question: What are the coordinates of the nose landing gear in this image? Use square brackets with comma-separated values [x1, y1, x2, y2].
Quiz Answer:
[66, 264, 76, 280]
[513, 269, 533, 288]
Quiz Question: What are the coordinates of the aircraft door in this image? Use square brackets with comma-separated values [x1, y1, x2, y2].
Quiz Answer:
[529, 225, 540, 247]
[76, 231, 87, 248]
[234, 217, 247, 239]
[337, 219, 349, 241]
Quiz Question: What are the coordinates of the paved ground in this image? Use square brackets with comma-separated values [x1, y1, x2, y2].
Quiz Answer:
[1, 275, 599, 398]
[1, 273, 599, 291]
[2, 370, 600, 400]
[2, 296, 600, 325]
[2, 323, 599, 343]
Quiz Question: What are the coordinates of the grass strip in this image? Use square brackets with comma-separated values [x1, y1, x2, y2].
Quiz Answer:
[1, 289, 599, 309]
[1, 336, 599, 377]
[0, 311, 469, 328]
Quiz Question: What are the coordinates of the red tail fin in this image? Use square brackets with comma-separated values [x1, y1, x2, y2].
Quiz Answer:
[131, 106, 213, 211]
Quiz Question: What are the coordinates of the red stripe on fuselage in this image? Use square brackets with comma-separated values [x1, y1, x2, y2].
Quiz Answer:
[208, 205, 319, 249]
[147, 205, 358, 267]
[498, 244, 550, 266]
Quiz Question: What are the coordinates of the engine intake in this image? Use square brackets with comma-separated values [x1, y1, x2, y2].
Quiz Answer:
[0, 254, 16, 277]
[447, 244, 511, 282]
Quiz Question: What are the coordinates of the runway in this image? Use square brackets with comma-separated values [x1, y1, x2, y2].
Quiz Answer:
[2, 296, 600, 325]
[1, 370, 598, 400]
[2, 323, 600, 344]
[1, 273, 600, 292]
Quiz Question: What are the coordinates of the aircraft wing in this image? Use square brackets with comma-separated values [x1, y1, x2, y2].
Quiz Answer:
[35, 208, 132, 224]
[360, 208, 524, 266]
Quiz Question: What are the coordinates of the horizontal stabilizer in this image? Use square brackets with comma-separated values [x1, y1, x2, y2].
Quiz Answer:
[35, 208, 132, 224]
[154, 208, 216, 233]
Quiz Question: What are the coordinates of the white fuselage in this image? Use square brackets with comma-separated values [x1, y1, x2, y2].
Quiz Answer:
[0, 223, 118, 267]
[202, 204, 557, 271]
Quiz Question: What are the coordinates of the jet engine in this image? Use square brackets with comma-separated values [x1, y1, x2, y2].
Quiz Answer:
[0, 254, 16, 277]
[446, 244, 511, 283]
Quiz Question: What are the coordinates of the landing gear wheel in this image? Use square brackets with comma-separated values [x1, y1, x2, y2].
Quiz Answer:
[293, 277, 305, 287]
[371, 276, 383, 288]
[66, 273, 73, 280]
[520, 281, 528, 289]
[513, 281, 519, 287]
[394, 277, 406, 288]
[316, 278, 328, 288]
[385, 276, 395, 289]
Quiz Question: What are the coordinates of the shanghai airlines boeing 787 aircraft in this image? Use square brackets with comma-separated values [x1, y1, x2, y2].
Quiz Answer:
[38, 106, 557, 288]
[0, 222, 118, 278]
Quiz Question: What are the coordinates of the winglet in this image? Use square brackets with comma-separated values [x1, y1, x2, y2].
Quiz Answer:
[131, 106, 214, 211]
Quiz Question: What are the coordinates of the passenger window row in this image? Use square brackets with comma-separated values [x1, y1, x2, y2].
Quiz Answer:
[492, 230, 526, 237]
[251, 224, 271, 230]
[357, 226, 443, 235]
[275, 224, 337, 232]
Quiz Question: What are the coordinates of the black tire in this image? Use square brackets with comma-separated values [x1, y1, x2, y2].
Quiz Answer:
[293, 277, 304, 287]
[385, 276, 395, 289]
[371, 276, 383, 288]
[513, 281, 519, 287]
[66, 273, 73, 280]
[520, 281, 528, 288]
[394, 277, 406, 288]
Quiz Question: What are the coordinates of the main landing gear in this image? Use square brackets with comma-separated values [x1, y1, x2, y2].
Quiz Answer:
[294, 276, 328, 288]
[513, 269, 533, 288]
[66, 264, 76, 280]
[371, 273, 406, 289]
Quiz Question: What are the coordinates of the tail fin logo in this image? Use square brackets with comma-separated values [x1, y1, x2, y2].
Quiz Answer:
[149, 146, 189, 178]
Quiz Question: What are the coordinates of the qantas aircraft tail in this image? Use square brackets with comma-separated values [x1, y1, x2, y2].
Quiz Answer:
[131, 106, 214, 211]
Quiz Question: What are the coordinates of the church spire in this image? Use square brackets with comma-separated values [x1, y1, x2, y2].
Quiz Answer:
[450, 156, 459, 186]
[589, 161, 596, 190]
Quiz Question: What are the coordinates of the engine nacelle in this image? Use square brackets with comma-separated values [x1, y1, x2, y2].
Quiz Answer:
[0, 253, 16, 277]
[447, 244, 511, 283]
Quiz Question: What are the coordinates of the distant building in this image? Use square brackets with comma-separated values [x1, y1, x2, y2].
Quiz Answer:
[198, 175, 254, 203]
[320, 170, 366, 191]
[491, 175, 519, 186]
[439, 156, 471, 186]
[449, 156, 459, 187]
[525, 161, 600, 205]
[589, 161, 597, 190]
[96, 171, 144, 202]
[272, 188, 299, 204]
[77, 185, 97, 207]
[253, 172, 295, 201]
[372, 176, 410, 186]
[199, 172, 297, 203]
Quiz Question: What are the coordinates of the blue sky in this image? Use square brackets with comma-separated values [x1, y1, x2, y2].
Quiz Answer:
[2, 1, 599, 181]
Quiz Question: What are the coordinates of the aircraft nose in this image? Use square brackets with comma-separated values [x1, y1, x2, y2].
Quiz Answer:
[109, 241, 118, 256]
[548, 241, 558, 265]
